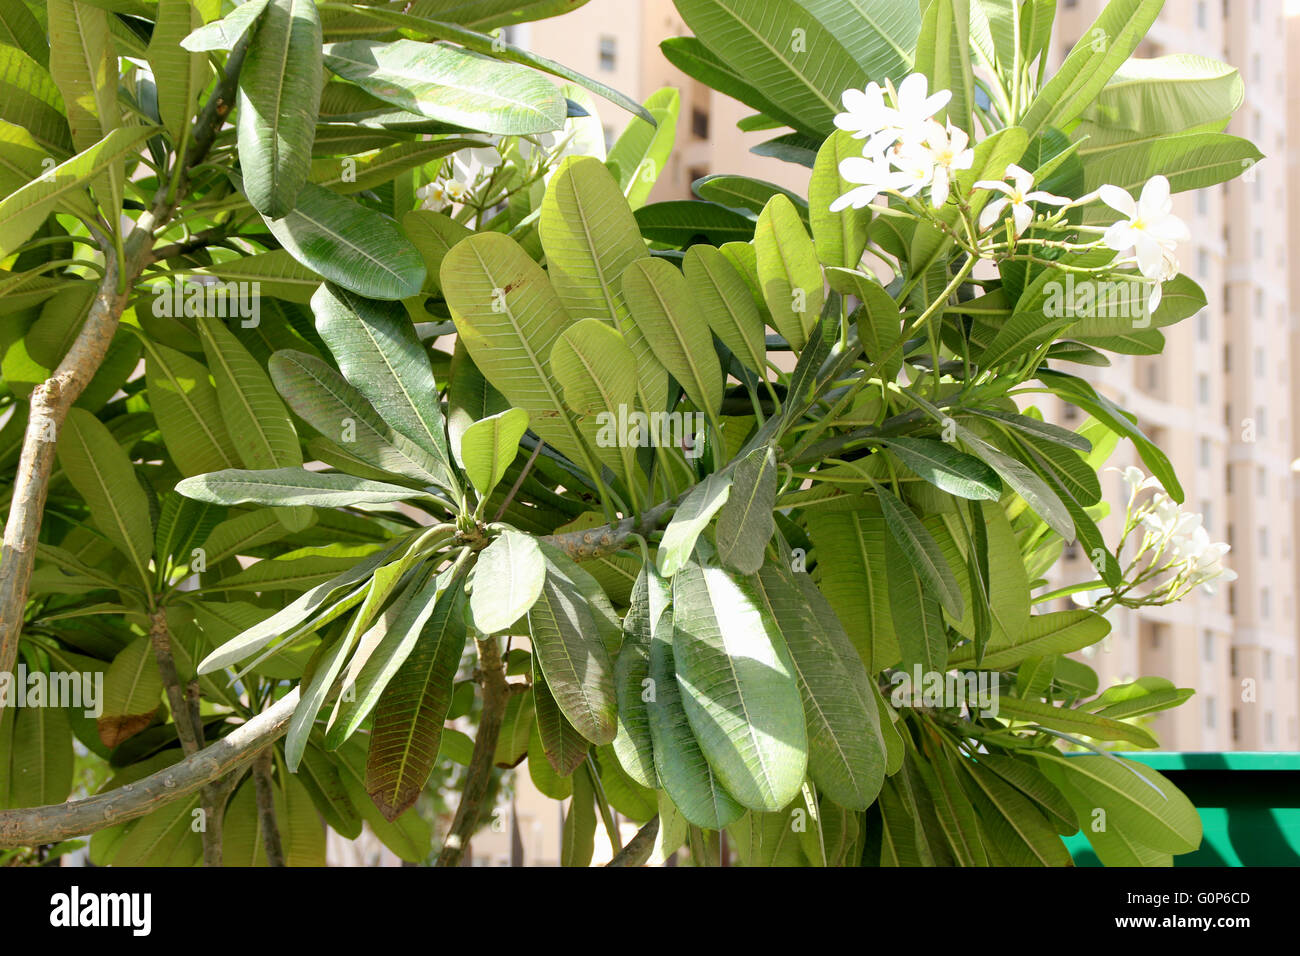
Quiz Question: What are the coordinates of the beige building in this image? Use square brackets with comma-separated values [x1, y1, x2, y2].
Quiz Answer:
[462, 0, 1300, 865]
[1047, 0, 1298, 754]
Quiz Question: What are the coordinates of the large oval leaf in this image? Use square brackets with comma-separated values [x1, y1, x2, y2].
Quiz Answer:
[670, 559, 807, 812]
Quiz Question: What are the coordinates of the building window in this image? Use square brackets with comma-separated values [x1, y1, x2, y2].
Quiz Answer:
[1202, 630, 1214, 663]
[1256, 406, 1267, 436]
[1205, 696, 1216, 730]
[1197, 190, 1208, 216]
[690, 107, 709, 140]
[1230, 648, 1239, 677]
[1232, 709, 1240, 742]
[1197, 374, 1209, 404]
[1201, 499, 1213, 531]
[1223, 343, 1231, 372]
[1255, 348, 1265, 376]
[1259, 527, 1268, 557]
[1265, 712, 1274, 744]
[1197, 0, 1207, 27]
[1199, 437, 1211, 468]
[1264, 651, 1273, 680]
[598, 35, 617, 71]
[1197, 248, 1209, 278]
[1196, 309, 1209, 341]
[1261, 589, 1271, 619]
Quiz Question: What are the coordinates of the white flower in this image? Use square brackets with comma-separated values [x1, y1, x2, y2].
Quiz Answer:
[833, 75, 951, 158]
[1071, 587, 1103, 608]
[914, 119, 973, 207]
[1100, 175, 1190, 279]
[975, 164, 1070, 236]
[1114, 465, 1163, 496]
[417, 179, 469, 211]
[834, 82, 894, 146]
[830, 153, 909, 211]
[891, 74, 952, 143]
[1139, 493, 1183, 539]
[890, 144, 936, 198]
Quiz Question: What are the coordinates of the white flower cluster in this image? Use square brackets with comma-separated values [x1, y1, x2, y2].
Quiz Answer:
[829, 73, 1190, 307]
[1074, 467, 1235, 609]
[417, 143, 503, 212]
[830, 75, 974, 211]
[1127, 467, 1235, 595]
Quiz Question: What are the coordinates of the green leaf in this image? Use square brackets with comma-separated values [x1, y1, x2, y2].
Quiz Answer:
[876, 486, 963, 619]
[310, 282, 454, 475]
[1074, 53, 1243, 148]
[644, 570, 745, 829]
[148, 0, 212, 144]
[459, 408, 529, 500]
[142, 340, 239, 478]
[532, 656, 590, 778]
[548, 318, 642, 494]
[753, 560, 884, 810]
[1088, 677, 1195, 721]
[181, 0, 269, 51]
[950, 608, 1110, 670]
[960, 756, 1072, 865]
[754, 194, 824, 350]
[804, 498, 897, 671]
[885, 532, 949, 674]
[0, 46, 72, 155]
[913, 0, 973, 134]
[235, 0, 322, 217]
[1038, 753, 1201, 855]
[98, 637, 162, 748]
[469, 528, 545, 635]
[672, 0, 874, 136]
[198, 315, 305, 531]
[441, 231, 603, 482]
[1078, 130, 1262, 194]
[958, 427, 1074, 540]
[403, 207, 472, 294]
[48, 0, 121, 212]
[621, 257, 723, 421]
[657, 471, 732, 577]
[196, 540, 400, 673]
[683, 244, 766, 376]
[258, 181, 427, 300]
[659, 36, 809, 135]
[611, 568, 657, 789]
[6, 704, 74, 808]
[527, 549, 618, 745]
[1020, 0, 1164, 138]
[176, 467, 427, 508]
[633, 201, 758, 249]
[694, 174, 808, 222]
[57, 408, 153, 590]
[539, 155, 667, 419]
[0, 125, 154, 258]
[606, 87, 678, 208]
[882, 436, 1001, 501]
[670, 558, 807, 813]
[0, 0, 47, 68]
[328, 568, 465, 759]
[810, 131, 870, 270]
[716, 445, 777, 575]
[1000, 696, 1158, 748]
[1038, 368, 1183, 502]
[561, 766, 597, 866]
[322, 38, 565, 134]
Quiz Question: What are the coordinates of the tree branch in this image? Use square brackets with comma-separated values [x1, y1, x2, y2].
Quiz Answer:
[0, 688, 299, 848]
[606, 815, 659, 867]
[435, 634, 508, 867]
[148, 609, 228, 865]
[0, 36, 251, 701]
[252, 748, 285, 867]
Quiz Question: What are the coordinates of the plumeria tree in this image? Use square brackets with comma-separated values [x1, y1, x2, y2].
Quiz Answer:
[0, 0, 1256, 867]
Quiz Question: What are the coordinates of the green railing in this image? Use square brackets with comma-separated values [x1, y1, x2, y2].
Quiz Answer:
[1065, 752, 1300, 866]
